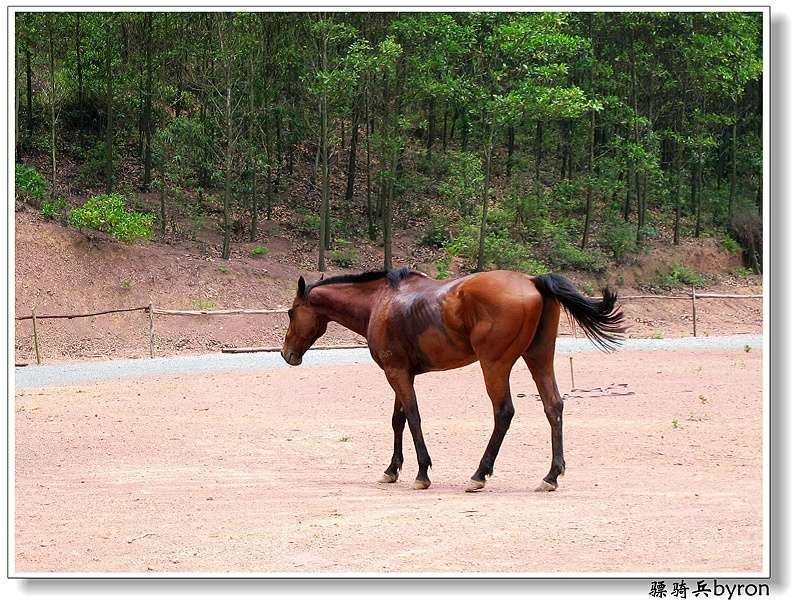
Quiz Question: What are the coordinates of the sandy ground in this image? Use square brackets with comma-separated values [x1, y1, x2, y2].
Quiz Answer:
[14, 346, 763, 575]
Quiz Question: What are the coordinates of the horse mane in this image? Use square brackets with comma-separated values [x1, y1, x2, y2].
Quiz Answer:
[305, 267, 417, 297]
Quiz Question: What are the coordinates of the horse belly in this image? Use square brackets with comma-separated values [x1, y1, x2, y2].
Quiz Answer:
[415, 327, 476, 372]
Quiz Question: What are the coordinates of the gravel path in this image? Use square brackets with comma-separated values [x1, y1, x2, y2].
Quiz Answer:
[15, 334, 762, 390]
[14, 335, 762, 389]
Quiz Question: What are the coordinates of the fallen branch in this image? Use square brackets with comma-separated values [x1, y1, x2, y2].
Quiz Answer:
[152, 308, 288, 316]
[16, 306, 149, 321]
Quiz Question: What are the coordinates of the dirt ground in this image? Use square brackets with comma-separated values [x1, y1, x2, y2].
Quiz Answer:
[14, 346, 764, 574]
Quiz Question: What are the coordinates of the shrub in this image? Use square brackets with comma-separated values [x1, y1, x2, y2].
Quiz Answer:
[720, 234, 743, 254]
[15, 164, 47, 206]
[647, 262, 705, 291]
[40, 197, 68, 221]
[446, 208, 548, 273]
[437, 151, 484, 216]
[77, 141, 119, 187]
[250, 245, 268, 257]
[435, 257, 450, 280]
[600, 220, 637, 260]
[420, 215, 449, 248]
[293, 210, 321, 236]
[331, 240, 358, 268]
[68, 193, 154, 243]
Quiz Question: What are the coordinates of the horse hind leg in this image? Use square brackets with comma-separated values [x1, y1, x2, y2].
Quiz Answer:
[466, 360, 516, 493]
[524, 295, 565, 491]
[523, 354, 565, 492]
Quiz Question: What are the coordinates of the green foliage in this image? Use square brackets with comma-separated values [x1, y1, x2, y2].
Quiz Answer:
[437, 151, 484, 216]
[331, 240, 358, 268]
[435, 257, 451, 280]
[250, 245, 268, 257]
[76, 141, 119, 187]
[720, 234, 743, 254]
[600, 220, 637, 260]
[293, 210, 321, 236]
[447, 207, 547, 273]
[420, 215, 450, 248]
[40, 197, 68, 221]
[192, 299, 217, 310]
[68, 193, 154, 243]
[15, 164, 47, 205]
[15, 12, 762, 276]
[647, 262, 706, 291]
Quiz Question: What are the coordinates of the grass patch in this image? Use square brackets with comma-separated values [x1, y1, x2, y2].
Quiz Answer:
[192, 299, 217, 310]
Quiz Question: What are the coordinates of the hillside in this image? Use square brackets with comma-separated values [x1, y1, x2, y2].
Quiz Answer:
[14, 207, 762, 364]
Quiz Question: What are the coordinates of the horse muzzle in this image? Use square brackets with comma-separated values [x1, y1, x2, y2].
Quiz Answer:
[281, 348, 303, 366]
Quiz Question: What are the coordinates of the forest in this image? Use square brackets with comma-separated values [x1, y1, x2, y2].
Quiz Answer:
[14, 11, 764, 277]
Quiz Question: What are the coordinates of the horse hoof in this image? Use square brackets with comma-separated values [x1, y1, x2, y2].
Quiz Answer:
[534, 480, 557, 492]
[413, 479, 431, 490]
[380, 472, 398, 483]
[465, 479, 485, 493]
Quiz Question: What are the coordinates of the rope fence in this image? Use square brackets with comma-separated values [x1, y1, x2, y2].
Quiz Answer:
[15, 288, 762, 365]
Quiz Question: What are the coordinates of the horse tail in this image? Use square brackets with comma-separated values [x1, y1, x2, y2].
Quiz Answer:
[532, 273, 626, 352]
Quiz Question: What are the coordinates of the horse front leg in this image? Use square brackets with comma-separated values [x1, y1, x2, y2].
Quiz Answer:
[380, 397, 405, 483]
[383, 368, 432, 490]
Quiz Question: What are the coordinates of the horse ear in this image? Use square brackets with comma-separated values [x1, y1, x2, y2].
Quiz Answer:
[297, 276, 306, 296]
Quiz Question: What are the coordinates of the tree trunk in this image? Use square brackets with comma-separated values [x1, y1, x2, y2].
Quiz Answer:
[15, 44, 20, 155]
[318, 28, 329, 272]
[383, 170, 393, 271]
[535, 120, 543, 181]
[581, 16, 595, 250]
[47, 16, 57, 200]
[635, 172, 644, 243]
[477, 133, 494, 272]
[624, 161, 633, 222]
[274, 110, 284, 183]
[249, 56, 258, 242]
[344, 94, 361, 204]
[76, 14, 83, 112]
[692, 163, 701, 238]
[441, 106, 449, 151]
[365, 91, 375, 240]
[728, 104, 738, 228]
[581, 109, 595, 249]
[426, 97, 435, 162]
[104, 17, 114, 194]
[221, 18, 233, 261]
[505, 126, 515, 178]
[26, 45, 33, 141]
[143, 13, 153, 191]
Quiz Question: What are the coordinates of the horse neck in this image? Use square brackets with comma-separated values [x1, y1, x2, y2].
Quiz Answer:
[309, 282, 381, 337]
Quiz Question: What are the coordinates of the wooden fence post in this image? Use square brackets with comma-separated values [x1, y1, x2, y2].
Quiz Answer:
[569, 317, 577, 390]
[32, 309, 41, 365]
[148, 303, 155, 358]
[691, 287, 697, 337]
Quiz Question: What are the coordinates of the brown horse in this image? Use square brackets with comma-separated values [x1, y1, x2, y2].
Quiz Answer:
[281, 268, 625, 493]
